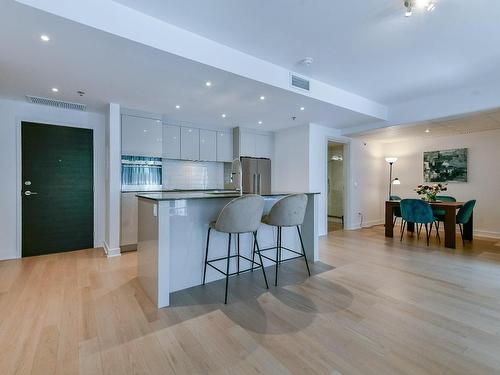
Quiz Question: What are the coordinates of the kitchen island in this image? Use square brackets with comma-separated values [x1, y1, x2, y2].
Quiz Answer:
[136, 191, 319, 308]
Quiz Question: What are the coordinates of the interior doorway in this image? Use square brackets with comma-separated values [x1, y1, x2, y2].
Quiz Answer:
[327, 141, 345, 232]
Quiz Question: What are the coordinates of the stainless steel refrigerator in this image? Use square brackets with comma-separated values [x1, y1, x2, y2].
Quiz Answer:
[241, 157, 271, 194]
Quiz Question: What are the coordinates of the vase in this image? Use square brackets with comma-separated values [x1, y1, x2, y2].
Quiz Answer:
[424, 194, 437, 202]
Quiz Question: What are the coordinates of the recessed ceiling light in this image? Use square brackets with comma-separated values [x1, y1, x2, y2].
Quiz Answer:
[143, 129, 148, 133]
[175, 105, 180, 109]
[51, 87, 59, 92]
[260, 96, 265, 101]
[221, 114, 226, 118]
[205, 81, 212, 87]
[425, 129, 430, 133]
[258, 121, 263, 125]
[300, 106, 305, 111]
[40, 34, 50, 42]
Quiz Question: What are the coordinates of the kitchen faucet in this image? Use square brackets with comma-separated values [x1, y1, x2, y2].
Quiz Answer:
[230, 158, 242, 193]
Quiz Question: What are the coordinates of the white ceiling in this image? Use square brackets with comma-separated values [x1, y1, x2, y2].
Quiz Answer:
[113, 0, 500, 105]
[0, 1, 379, 131]
[353, 108, 500, 143]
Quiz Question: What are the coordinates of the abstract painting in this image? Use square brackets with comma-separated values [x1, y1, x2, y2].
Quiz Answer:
[423, 148, 468, 182]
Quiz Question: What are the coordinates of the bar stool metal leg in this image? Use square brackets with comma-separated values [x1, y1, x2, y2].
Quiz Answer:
[275, 227, 281, 286]
[251, 236, 256, 272]
[224, 233, 232, 304]
[237, 233, 240, 275]
[253, 232, 269, 289]
[202, 227, 211, 285]
[297, 226, 311, 276]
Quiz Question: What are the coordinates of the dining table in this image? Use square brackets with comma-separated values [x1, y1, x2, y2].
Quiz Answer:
[385, 200, 473, 249]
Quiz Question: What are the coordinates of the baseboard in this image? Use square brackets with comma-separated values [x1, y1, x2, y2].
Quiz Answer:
[103, 241, 121, 257]
[345, 219, 384, 230]
[474, 230, 500, 240]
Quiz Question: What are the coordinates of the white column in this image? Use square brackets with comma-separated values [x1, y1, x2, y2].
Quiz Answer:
[104, 103, 121, 257]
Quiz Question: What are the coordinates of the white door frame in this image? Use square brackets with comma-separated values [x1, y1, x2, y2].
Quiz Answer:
[325, 137, 351, 233]
[15, 117, 99, 258]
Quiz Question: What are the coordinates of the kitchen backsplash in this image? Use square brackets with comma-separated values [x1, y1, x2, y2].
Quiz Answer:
[162, 159, 226, 190]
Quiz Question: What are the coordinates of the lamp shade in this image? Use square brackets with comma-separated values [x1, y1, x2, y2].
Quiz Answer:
[392, 178, 401, 185]
[385, 157, 398, 163]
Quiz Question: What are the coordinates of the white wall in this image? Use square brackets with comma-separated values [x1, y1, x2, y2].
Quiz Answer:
[273, 124, 310, 193]
[274, 122, 386, 236]
[308, 123, 385, 235]
[385, 129, 500, 238]
[104, 103, 121, 256]
[0, 98, 106, 260]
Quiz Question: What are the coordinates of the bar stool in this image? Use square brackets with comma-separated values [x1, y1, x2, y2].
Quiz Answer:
[254, 194, 311, 286]
[202, 195, 269, 304]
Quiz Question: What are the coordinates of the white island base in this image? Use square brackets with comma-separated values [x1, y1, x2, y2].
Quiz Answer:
[137, 193, 319, 308]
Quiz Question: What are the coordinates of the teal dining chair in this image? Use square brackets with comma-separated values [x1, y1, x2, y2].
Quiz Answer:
[457, 200, 476, 245]
[434, 195, 457, 235]
[390, 195, 402, 229]
[400, 199, 440, 246]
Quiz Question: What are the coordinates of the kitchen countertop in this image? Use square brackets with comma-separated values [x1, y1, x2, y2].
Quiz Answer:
[136, 191, 319, 201]
[122, 188, 239, 193]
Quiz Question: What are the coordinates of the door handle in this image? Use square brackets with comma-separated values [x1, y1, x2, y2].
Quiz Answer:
[24, 191, 38, 196]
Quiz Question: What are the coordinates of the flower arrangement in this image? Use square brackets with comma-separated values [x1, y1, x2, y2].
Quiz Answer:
[415, 183, 448, 202]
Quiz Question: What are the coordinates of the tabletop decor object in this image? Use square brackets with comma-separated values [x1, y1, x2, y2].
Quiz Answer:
[415, 183, 448, 202]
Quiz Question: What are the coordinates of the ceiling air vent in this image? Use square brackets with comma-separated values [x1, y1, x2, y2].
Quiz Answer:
[290, 74, 310, 92]
[26, 95, 87, 111]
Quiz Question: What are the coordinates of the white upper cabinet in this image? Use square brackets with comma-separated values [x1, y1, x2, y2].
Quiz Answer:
[199, 129, 217, 161]
[216, 131, 233, 162]
[121, 115, 162, 157]
[240, 131, 273, 159]
[163, 124, 181, 159]
[180, 127, 200, 160]
[240, 132, 257, 157]
[255, 134, 273, 159]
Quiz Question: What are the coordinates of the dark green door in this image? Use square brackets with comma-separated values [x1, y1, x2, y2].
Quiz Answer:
[22, 122, 94, 257]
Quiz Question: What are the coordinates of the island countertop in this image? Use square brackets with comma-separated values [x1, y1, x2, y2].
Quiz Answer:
[136, 191, 320, 201]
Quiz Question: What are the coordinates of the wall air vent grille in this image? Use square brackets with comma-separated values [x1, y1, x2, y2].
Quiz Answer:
[291, 74, 310, 91]
[26, 95, 87, 111]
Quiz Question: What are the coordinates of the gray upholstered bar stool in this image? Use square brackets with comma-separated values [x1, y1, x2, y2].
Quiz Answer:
[253, 194, 311, 286]
[203, 195, 269, 304]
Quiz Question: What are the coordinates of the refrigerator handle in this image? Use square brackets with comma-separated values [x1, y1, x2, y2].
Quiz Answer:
[258, 174, 261, 194]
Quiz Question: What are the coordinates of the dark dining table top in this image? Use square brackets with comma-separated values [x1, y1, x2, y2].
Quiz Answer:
[386, 200, 464, 209]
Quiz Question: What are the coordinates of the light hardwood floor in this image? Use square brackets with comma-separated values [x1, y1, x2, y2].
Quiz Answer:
[2, 226, 500, 374]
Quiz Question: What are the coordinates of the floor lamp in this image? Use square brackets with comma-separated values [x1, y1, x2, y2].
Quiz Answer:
[385, 157, 400, 199]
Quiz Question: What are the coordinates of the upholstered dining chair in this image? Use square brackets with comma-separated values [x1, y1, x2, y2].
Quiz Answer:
[400, 199, 440, 246]
[456, 200, 476, 245]
[433, 196, 457, 236]
[390, 195, 402, 229]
